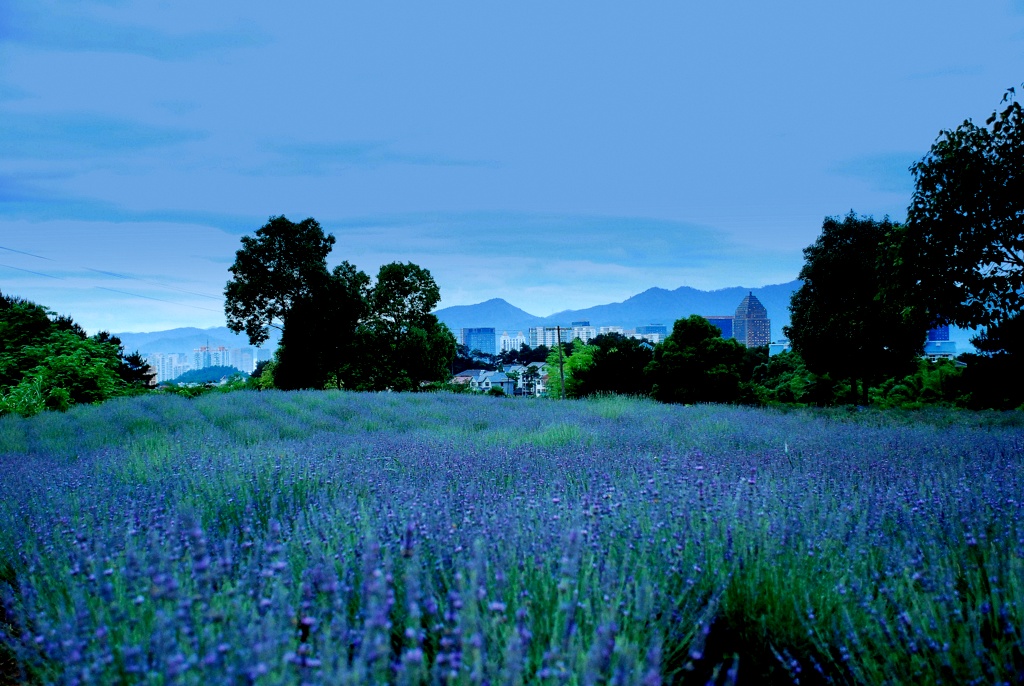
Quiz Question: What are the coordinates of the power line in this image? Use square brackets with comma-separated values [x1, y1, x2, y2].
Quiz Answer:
[85, 268, 222, 300]
[0, 263, 66, 279]
[94, 287, 223, 314]
[0, 245, 54, 260]
[0, 244, 227, 315]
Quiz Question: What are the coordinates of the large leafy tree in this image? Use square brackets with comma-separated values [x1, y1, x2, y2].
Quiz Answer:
[896, 88, 1024, 329]
[321, 262, 372, 388]
[224, 216, 336, 346]
[93, 331, 157, 388]
[954, 311, 1024, 410]
[646, 315, 746, 404]
[544, 341, 597, 399]
[0, 292, 151, 415]
[225, 216, 377, 390]
[274, 261, 370, 390]
[785, 213, 926, 405]
[565, 333, 654, 398]
[355, 262, 456, 391]
[226, 222, 455, 391]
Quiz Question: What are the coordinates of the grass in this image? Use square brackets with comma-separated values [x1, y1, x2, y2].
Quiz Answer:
[1, 391, 1022, 684]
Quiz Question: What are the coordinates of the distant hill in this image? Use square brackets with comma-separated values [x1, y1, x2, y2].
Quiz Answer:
[116, 283, 977, 357]
[168, 365, 249, 385]
[113, 326, 280, 355]
[430, 298, 544, 335]
[538, 282, 800, 341]
[434, 281, 801, 342]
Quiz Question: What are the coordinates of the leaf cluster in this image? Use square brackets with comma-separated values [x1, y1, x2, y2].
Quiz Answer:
[898, 89, 1024, 329]
[785, 213, 926, 404]
[647, 316, 748, 404]
[224, 217, 456, 392]
[0, 291, 154, 416]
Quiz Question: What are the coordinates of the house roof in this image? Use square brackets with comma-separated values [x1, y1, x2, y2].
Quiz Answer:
[924, 341, 958, 356]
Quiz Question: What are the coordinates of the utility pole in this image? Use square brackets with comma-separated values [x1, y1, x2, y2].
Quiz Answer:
[556, 325, 566, 400]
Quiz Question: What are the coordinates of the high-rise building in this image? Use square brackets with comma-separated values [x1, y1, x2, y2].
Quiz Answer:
[927, 325, 950, 342]
[630, 331, 664, 344]
[529, 326, 573, 348]
[230, 348, 256, 373]
[704, 316, 734, 339]
[732, 292, 771, 347]
[499, 331, 527, 353]
[632, 324, 667, 344]
[462, 328, 497, 356]
[194, 346, 211, 370]
[145, 353, 192, 383]
[209, 346, 230, 367]
[193, 345, 240, 370]
[571, 324, 597, 343]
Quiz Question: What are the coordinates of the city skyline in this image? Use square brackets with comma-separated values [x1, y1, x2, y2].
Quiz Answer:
[1, 2, 1022, 334]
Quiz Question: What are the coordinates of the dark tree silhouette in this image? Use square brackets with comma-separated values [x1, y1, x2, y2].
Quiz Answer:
[786, 213, 926, 405]
[224, 215, 336, 347]
[896, 88, 1024, 330]
[569, 333, 653, 398]
[646, 315, 746, 404]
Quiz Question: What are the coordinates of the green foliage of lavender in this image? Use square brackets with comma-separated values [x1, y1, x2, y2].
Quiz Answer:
[1, 392, 1023, 684]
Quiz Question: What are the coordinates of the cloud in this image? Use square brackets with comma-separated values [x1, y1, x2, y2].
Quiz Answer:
[830, 152, 921, 195]
[320, 211, 737, 271]
[907, 65, 986, 80]
[0, 112, 204, 161]
[245, 141, 496, 176]
[1, 3, 268, 60]
[0, 83, 30, 101]
[0, 175, 258, 233]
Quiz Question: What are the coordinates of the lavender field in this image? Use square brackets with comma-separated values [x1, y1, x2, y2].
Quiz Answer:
[1, 392, 1022, 685]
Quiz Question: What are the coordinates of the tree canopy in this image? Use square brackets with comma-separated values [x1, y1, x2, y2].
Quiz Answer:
[0, 292, 153, 416]
[225, 219, 455, 392]
[896, 88, 1024, 330]
[562, 333, 654, 398]
[354, 263, 455, 392]
[785, 213, 925, 404]
[224, 216, 336, 347]
[646, 315, 746, 404]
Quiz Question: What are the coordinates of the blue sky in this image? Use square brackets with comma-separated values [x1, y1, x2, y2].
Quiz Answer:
[1, 1, 1022, 334]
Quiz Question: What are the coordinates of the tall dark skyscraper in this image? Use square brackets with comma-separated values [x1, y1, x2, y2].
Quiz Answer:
[704, 316, 734, 339]
[461, 327, 497, 355]
[732, 292, 771, 347]
[636, 324, 667, 337]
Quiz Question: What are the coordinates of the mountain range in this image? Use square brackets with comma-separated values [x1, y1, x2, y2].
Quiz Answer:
[114, 280, 975, 356]
[112, 326, 281, 356]
[433, 281, 801, 342]
[113, 282, 799, 355]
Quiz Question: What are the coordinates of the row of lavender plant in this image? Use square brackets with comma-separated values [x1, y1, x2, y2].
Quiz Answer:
[1, 391, 1022, 684]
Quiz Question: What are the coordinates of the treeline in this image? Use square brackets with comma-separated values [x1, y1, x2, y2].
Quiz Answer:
[2, 87, 1020, 415]
[0, 292, 155, 416]
[224, 216, 455, 393]
[545, 323, 1019, 410]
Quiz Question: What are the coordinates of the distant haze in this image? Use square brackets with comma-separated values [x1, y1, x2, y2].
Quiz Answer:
[116, 279, 975, 357]
[435, 281, 801, 342]
[2, 2, 1021, 334]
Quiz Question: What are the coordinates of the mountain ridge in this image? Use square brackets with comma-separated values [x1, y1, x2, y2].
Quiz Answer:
[115, 282, 801, 355]
[435, 281, 801, 342]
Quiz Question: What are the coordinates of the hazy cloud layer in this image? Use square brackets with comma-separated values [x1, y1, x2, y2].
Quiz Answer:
[1, 1, 1022, 331]
[1, 2, 267, 59]
[830, 153, 922, 196]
